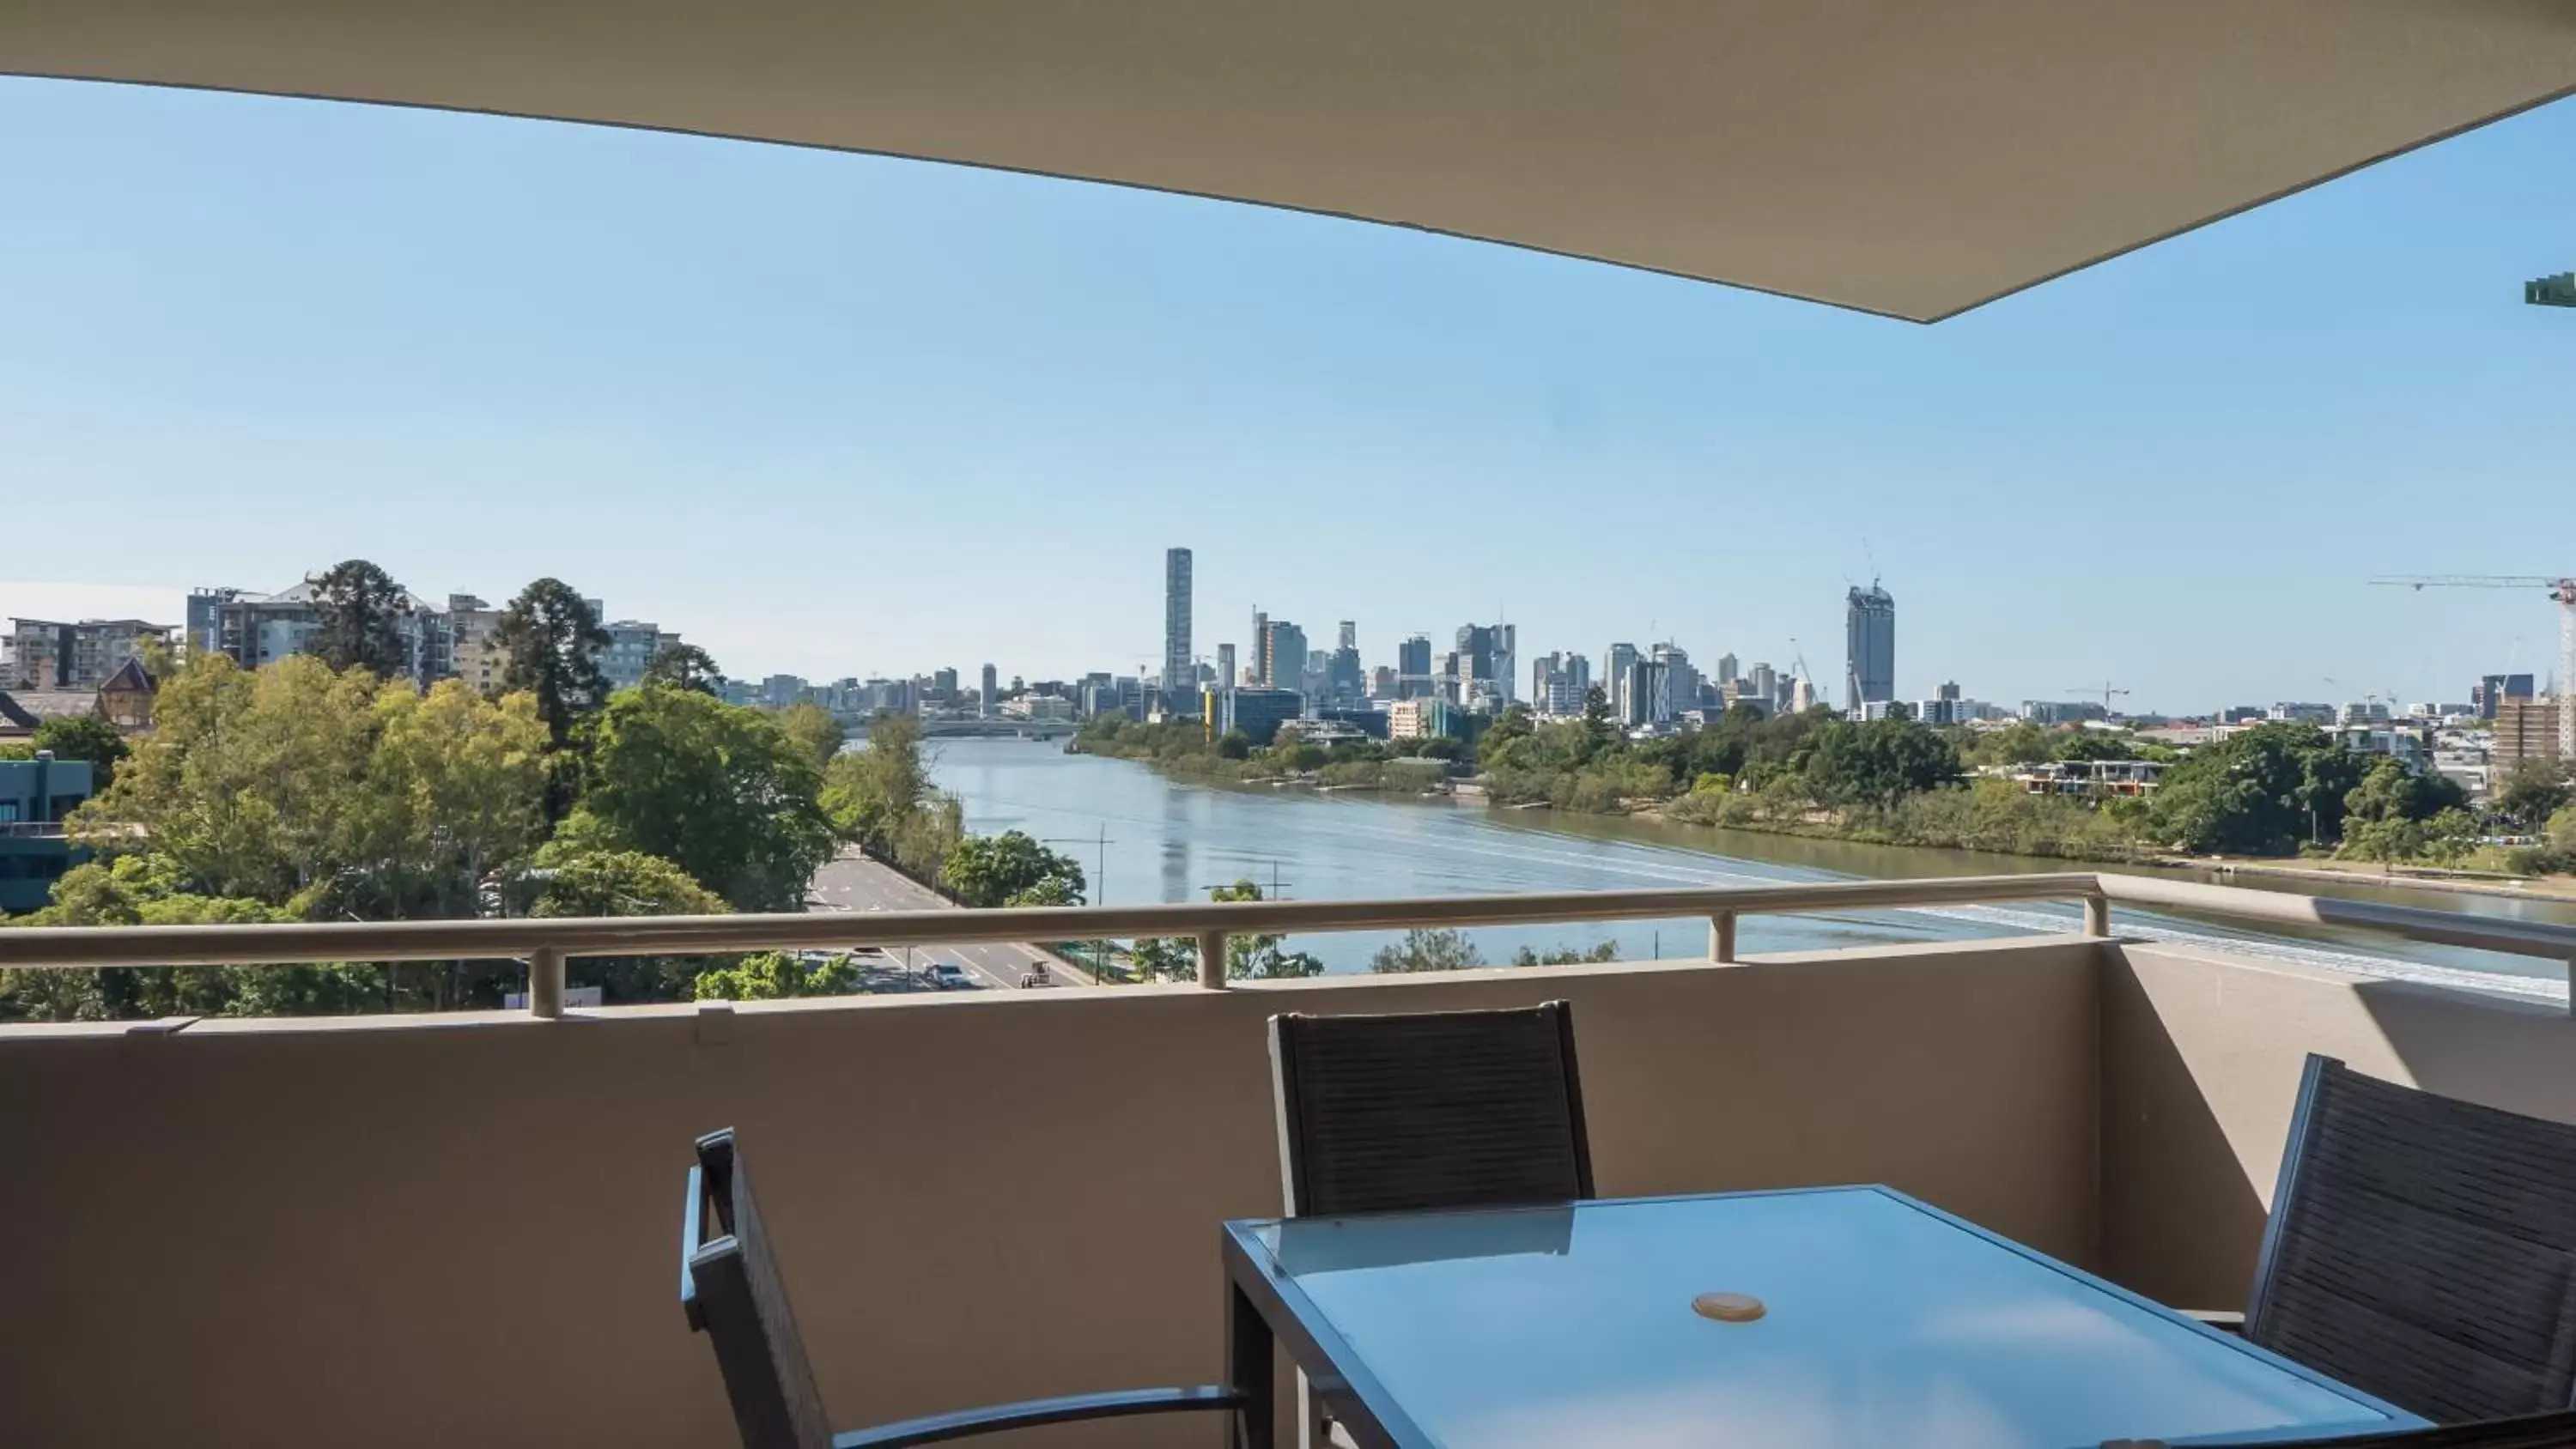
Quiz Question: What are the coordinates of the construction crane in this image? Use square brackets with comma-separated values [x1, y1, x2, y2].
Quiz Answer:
[2065, 681, 2131, 713]
[2370, 575, 2576, 758]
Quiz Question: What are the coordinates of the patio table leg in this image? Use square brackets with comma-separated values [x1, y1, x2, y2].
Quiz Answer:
[1227, 1278, 1276, 1449]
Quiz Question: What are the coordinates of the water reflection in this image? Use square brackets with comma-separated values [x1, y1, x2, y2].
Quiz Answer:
[930, 738, 2569, 993]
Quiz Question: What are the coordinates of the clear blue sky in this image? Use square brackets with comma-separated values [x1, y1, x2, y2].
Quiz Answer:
[3, 76, 2571, 713]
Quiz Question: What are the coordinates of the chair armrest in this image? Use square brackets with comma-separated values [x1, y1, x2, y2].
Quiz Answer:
[834, 1385, 1247, 1449]
[2181, 1308, 2245, 1336]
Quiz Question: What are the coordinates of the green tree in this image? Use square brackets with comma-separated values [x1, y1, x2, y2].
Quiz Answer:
[641, 642, 722, 694]
[1267, 727, 1324, 772]
[893, 791, 967, 882]
[692, 950, 857, 1001]
[2494, 759, 2574, 831]
[1215, 730, 1252, 761]
[777, 700, 847, 770]
[71, 658, 551, 925]
[519, 841, 733, 1003]
[1369, 926, 1485, 973]
[1127, 879, 1321, 980]
[1578, 685, 1618, 762]
[941, 830, 1086, 908]
[493, 578, 612, 754]
[1802, 717, 1959, 809]
[307, 559, 414, 676]
[1961, 720, 2055, 768]
[29, 713, 130, 790]
[2146, 723, 2368, 855]
[2548, 803, 2576, 856]
[2053, 731, 2144, 763]
[1476, 705, 1536, 771]
[1511, 940, 1620, 967]
[562, 685, 837, 912]
[823, 712, 932, 853]
[0, 854, 354, 1022]
[2342, 756, 2468, 827]
[73, 653, 388, 906]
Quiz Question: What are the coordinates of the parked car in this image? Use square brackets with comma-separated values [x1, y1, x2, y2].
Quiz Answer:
[927, 962, 972, 991]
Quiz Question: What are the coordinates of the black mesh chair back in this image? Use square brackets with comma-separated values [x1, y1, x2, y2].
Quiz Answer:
[1270, 1001, 1593, 1217]
[2106, 1407, 2576, 1448]
[2246, 1057, 2576, 1423]
[683, 1129, 835, 1449]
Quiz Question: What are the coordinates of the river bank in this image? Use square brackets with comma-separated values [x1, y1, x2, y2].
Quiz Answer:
[930, 737, 2576, 991]
[1079, 732, 2576, 896]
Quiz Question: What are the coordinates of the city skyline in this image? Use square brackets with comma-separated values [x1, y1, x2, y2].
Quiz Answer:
[4, 79, 2574, 706]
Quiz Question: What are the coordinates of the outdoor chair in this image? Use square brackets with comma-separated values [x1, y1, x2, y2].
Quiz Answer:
[1270, 1001, 1593, 1447]
[2208, 1056, 2576, 1423]
[1268, 1000, 1593, 1217]
[680, 1128, 1245, 1449]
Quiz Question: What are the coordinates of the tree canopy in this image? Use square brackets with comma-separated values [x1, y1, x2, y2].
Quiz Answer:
[1127, 878, 1321, 980]
[1799, 716, 1960, 809]
[29, 713, 130, 790]
[777, 700, 847, 771]
[2145, 722, 2369, 855]
[941, 830, 1085, 908]
[641, 642, 722, 694]
[1370, 926, 1484, 973]
[308, 559, 414, 677]
[493, 578, 611, 750]
[562, 683, 837, 912]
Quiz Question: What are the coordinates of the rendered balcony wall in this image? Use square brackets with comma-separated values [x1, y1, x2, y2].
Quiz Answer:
[0, 934, 2100, 1449]
[2099, 942, 2576, 1314]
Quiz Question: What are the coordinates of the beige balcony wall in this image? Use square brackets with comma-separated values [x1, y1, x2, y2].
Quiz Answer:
[0, 934, 2099, 1449]
[2100, 942, 2576, 1314]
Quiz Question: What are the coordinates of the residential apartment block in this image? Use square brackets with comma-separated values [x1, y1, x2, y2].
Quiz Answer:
[3, 616, 176, 691]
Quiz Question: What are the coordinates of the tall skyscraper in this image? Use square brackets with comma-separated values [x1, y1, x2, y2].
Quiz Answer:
[1250, 609, 1269, 684]
[1261, 619, 1309, 700]
[1163, 548, 1194, 715]
[1217, 643, 1237, 688]
[980, 663, 998, 718]
[1716, 652, 1740, 687]
[1619, 657, 1669, 727]
[1606, 643, 1638, 706]
[1532, 652, 1589, 716]
[1845, 582, 1896, 712]
[1338, 620, 1357, 652]
[1397, 634, 1433, 698]
[1651, 643, 1698, 721]
[1747, 661, 1777, 707]
[1453, 622, 1516, 706]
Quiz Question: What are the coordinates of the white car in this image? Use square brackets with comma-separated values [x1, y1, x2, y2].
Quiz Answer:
[927, 963, 972, 991]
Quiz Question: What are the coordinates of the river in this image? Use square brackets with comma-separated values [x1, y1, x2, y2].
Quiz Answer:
[928, 738, 2573, 1001]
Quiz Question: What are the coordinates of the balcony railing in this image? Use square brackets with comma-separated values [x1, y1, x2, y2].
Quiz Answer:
[2, 871, 2569, 1016]
[8, 874, 2576, 1449]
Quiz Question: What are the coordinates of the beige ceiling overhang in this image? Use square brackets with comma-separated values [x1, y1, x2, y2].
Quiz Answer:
[8, 2, 2576, 320]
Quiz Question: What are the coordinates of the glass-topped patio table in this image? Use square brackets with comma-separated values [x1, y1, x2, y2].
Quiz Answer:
[1218, 1185, 2421, 1449]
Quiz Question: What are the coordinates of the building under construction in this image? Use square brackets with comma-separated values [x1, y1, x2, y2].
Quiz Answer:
[2495, 698, 2565, 775]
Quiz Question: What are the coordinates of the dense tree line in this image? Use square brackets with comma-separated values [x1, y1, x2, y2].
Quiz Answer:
[1081, 679, 2560, 874]
[0, 560, 1026, 1021]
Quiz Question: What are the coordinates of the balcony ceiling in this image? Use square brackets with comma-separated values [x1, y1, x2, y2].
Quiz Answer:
[8, 2, 2576, 321]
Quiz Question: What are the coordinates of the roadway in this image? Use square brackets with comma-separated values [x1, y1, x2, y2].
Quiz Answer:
[808, 851, 1092, 991]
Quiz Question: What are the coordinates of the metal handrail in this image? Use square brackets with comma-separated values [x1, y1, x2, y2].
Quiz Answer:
[0, 873, 2108, 1013]
[2094, 875, 2576, 963]
[1, 870, 2569, 1019]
